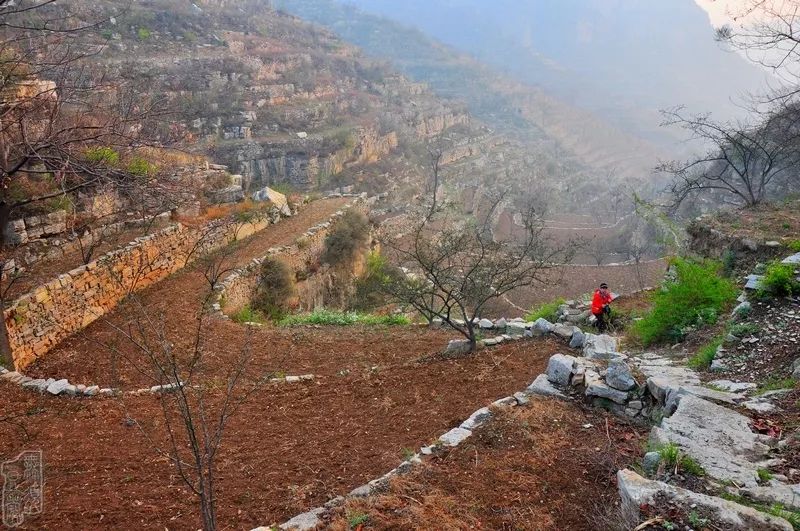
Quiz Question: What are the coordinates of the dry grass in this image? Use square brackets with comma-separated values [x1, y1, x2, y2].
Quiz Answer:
[325, 401, 646, 530]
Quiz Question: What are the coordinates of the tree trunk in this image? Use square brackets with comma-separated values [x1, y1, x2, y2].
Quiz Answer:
[0, 299, 12, 368]
[0, 201, 11, 248]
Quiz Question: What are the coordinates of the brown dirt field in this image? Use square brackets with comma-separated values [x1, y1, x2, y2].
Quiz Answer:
[24, 197, 351, 389]
[326, 400, 647, 531]
[1, 337, 567, 530]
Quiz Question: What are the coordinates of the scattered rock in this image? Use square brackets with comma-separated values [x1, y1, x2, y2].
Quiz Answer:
[478, 318, 494, 329]
[605, 359, 636, 391]
[525, 374, 566, 398]
[439, 427, 472, 447]
[546, 353, 576, 386]
[569, 329, 585, 349]
[531, 318, 554, 336]
[46, 379, 70, 395]
[642, 452, 661, 476]
[585, 380, 629, 404]
[278, 507, 326, 530]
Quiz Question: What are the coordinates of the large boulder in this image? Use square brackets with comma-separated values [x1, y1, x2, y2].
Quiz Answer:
[531, 318, 554, 337]
[606, 359, 636, 391]
[546, 353, 576, 386]
[252, 186, 291, 216]
[582, 333, 619, 360]
[569, 328, 585, 349]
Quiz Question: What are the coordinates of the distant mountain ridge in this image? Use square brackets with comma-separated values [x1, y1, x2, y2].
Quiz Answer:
[335, 0, 769, 142]
[275, 0, 671, 184]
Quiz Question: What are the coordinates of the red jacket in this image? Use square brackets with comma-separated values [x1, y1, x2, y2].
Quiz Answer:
[591, 289, 613, 316]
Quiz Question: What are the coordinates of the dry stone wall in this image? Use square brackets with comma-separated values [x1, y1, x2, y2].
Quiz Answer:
[5, 208, 284, 371]
[214, 195, 372, 317]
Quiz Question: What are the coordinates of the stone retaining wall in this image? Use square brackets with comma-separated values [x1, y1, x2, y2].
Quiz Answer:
[215, 196, 371, 317]
[4, 208, 285, 371]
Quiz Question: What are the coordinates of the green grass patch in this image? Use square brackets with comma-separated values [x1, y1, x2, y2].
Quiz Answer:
[719, 492, 800, 529]
[279, 309, 409, 327]
[756, 377, 797, 396]
[687, 336, 724, 369]
[729, 322, 760, 338]
[758, 468, 774, 483]
[789, 240, 800, 252]
[232, 305, 264, 324]
[525, 298, 565, 323]
[633, 258, 737, 345]
[655, 442, 706, 477]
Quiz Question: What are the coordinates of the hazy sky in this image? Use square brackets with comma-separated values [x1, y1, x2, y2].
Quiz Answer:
[694, 0, 752, 25]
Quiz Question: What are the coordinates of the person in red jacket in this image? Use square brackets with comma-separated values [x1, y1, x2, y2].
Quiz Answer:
[591, 282, 614, 333]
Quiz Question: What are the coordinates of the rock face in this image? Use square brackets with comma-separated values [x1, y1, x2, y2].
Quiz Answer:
[650, 394, 775, 488]
[617, 470, 792, 530]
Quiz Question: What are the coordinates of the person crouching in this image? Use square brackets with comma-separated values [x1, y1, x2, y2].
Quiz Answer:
[591, 282, 613, 333]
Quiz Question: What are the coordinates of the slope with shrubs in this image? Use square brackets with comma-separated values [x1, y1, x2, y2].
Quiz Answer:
[633, 258, 737, 346]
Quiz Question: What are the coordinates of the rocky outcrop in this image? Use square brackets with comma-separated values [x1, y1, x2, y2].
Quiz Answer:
[617, 470, 792, 530]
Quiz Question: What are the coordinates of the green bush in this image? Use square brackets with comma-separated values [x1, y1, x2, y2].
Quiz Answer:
[126, 157, 157, 177]
[279, 309, 409, 326]
[137, 27, 151, 40]
[351, 251, 402, 311]
[252, 257, 296, 320]
[85, 146, 119, 165]
[634, 258, 737, 345]
[322, 210, 370, 267]
[760, 261, 800, 297]
[729, 323, 759, 338]
[525, 298, 565, 323]
[789, 240, 800, 252]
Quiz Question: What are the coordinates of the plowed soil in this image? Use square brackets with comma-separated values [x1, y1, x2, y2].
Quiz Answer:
[1, 336, 566, 529]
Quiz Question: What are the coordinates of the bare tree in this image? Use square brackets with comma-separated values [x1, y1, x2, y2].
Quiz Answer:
[385, 194, 570, 351]
[658, 106, 800, 207]
[96, 242, 268, 531]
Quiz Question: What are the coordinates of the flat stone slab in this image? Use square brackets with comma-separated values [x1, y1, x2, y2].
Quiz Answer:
[278, 507, 325, 530]
[709, 380, 757, 393]
[617, 469, 792, 530]
[439, 427, 472, 447]
[459, 407, 492, 430]
[582, 333, 620, 359]
[741, 481, 800, 511]
[651, 394, 775, 488]
[782, 252, 800, 265]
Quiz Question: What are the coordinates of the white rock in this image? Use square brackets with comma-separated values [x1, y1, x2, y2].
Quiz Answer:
[439, 427, 472, 447]
[46, 379, 70, 395]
